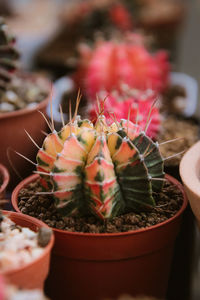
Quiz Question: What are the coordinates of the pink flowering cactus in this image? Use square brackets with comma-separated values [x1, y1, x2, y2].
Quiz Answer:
[88, 90, 160, 139]
[75, 38, 170, 99]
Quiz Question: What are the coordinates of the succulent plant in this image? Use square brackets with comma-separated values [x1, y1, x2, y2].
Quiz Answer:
[0, 17, 19, 92]
[35, 97, 164, 220]
[0, 18, 48, 113]
[75, 37, 170, 99]
[88, 89, 160, 139]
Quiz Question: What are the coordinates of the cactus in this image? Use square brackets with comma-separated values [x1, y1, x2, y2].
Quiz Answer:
[75, 37, 170, 99]
[0, 17, 19, 92]
[88, 89, 160, 139]
[35, 97, 165, 220]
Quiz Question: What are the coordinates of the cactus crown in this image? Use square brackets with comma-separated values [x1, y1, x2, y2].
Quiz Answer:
[35, 95, 165, 220]
[89, 88, 160, 139]
[0, 17, 19, 92]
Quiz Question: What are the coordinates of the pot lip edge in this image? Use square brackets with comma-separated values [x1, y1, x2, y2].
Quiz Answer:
[12, 173, 188, 238]
[0, 164, 10, 195]
[0, 210, 55, 276]
[180, 140, 200, 197]
[0, 75, 51, 120]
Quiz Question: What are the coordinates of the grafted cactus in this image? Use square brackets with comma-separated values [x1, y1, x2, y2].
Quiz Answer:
[0, 18, 19, 91]
[88, 89, 160, 139]
[75, 37, 170, 99]
[36, 105, 164, 220]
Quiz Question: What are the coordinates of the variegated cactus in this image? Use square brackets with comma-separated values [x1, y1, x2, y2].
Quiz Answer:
[35, 100, 164, 220]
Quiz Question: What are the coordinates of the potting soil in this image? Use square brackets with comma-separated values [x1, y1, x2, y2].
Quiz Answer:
[18, 179, 183, 233]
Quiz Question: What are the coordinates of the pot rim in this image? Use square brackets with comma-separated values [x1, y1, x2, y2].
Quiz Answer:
[0, 210, 54, 276]
[0, 164, 10, 196]
[180, 140, 200, 199]
[12, 173, 188, 238]
[0, 74, 51, 120]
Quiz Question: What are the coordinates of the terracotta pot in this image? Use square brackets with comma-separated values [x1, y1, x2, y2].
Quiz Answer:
[0, 75, 50, 188]
[11, 174, 187, 300]
[1, 210, 54, 290]
[180, 141, 200, 228]
[0, 164, 9, 200]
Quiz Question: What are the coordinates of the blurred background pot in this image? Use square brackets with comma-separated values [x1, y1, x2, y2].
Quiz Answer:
[180, 141, 200, 228]
[0, 164, 9, 201]
[1, 210, 54, 290]
[11, 174, 187, 300]
[0, 75, 51, 188]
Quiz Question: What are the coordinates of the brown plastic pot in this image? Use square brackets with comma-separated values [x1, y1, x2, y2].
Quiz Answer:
[0, 164, 9, 200]
[11, 173, 187, 300]
[1, 210, 54, 290]
[0, 74, 50, 188]
[180, 141, 200, 228]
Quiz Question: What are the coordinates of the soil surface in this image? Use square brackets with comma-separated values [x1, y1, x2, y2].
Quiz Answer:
[0, 74, 48, 113]
[18, 179, 183, 234]
[162, 84, 187, 115]
[158, 115, 199, 166]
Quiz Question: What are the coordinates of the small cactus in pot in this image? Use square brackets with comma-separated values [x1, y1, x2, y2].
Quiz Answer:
[34, 95, 165, 220]
[0, 17, 48, 113]
[0, 17, 19, 92]
[0, 18, 50, 186]
[14, 95, 187, 300]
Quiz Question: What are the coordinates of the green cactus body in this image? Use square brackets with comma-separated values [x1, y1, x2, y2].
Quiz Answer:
[132, 133, 164, 191]
[0, 18, 19, 90]
[107, 130, 155, 212]
[36, 113, 164, 219]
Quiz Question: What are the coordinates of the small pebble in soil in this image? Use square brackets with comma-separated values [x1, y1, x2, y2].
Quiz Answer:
[37, 227, 53, 247]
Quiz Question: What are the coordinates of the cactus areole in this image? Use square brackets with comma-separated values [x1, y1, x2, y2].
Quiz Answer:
[36, 111, 164, 220]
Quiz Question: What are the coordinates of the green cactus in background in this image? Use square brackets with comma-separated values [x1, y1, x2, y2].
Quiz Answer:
[0, 17, 19, 92]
